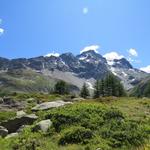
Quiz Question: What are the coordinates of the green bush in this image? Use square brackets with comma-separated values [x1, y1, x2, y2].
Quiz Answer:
[59, 126, 93, 145]
[45, 103, 148, 149]
[103, 108, 124, 120]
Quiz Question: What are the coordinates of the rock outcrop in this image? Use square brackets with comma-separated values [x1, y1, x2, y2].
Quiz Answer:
[32, 100, 72, 111]
[33, 120, 52, 133]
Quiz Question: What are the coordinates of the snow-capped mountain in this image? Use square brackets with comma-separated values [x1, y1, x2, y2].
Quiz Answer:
[104, 56, 148, 90]
[0, 50, 148, 92]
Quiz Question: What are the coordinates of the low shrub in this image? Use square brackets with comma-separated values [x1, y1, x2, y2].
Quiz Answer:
[59, 126, 93, 145]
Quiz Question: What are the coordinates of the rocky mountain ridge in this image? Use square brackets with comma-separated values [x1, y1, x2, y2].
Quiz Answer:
[0, 50, 149, 93]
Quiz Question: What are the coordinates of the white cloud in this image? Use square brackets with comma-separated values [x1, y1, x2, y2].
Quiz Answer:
[80, 45, 100, 54]
[103, 52, 124, 61]
[44, 52, 60, 57]
[128, 48, 138, 57]
[140, 65, 150, 73]
[83, 7, 89, 15]
[0, 28, 4, 35]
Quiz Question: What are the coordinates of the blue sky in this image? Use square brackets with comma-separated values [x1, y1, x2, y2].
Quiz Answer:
[0, 0, 150, 71]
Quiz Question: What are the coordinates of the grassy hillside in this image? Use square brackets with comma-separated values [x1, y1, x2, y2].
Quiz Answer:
[0, 69, 79, 95]
[0, 96, 149, 150]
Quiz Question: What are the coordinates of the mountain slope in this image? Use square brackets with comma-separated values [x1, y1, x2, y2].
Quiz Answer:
[130, 76, 150, 97]
[106, 58, 148, 90]
[0, 50, 148, 93]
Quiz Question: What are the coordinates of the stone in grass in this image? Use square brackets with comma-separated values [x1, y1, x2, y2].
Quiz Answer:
[33, 120, 52, 133]
[5, 133, 18, 139]
[16, 110, 26, 117]
[0, 98, 3, 104]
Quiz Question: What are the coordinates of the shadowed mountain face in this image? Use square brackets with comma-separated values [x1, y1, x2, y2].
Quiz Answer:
[130, 76, 150, 97]
[0, 50, 149, 93]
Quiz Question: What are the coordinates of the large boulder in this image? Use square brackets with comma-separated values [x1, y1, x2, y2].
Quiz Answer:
[33, 120, 52, 133]
[0, 114, 38, 133]
[16, 110, 26, 117]
[32, 100, 72, 111]
[0, 126, 8, 137]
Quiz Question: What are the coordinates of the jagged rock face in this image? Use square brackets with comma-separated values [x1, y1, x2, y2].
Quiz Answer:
[76, 50, 109, 79]
[0, 50, 110, 80]
[60, 53, 81, 72]
[111, 58, 133, 69]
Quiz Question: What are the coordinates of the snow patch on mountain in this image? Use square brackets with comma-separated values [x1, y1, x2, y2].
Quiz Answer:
[110, 67, 118, 76]
[79, 56, 87, 60]
[86, 81, 94, 90]
[122, 71, 127, 77]
[140, 65, 150, 73]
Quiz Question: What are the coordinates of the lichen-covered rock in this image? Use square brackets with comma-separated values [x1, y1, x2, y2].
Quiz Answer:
[16, 110, 26, 117]
[0, 98, 3, 104]
[33, 120, 52, 133]
[32, 100, 72, 111]
[5, 133, 18, 139]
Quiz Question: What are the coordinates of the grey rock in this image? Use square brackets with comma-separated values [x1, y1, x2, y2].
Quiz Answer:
[3, 97, 15, 105]
[27, 98, 36, 102]
[32, 100, 72, 111]
[0, 98, 3, 104]
[16, 110, 26, 117]
[33, 120, 52, 133]
[0, 126, 8, 137]
[72, 97, 85, 101]
[5, 133, 18, 139]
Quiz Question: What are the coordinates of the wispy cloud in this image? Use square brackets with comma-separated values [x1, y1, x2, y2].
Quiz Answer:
[127, 48, 140, 64]
[44, 51, 60, 57]
[128, 48, 138, 57]
[103, 52, 124, 61]
[0, 19, 4, 35]
[0, 28, 4, 35]
[83, 7, 89, 15]
[140, 65, 150, 73]
[80, 45, 100, 54]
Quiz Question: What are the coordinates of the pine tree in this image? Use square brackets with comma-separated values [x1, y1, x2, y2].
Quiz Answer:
[117, 82, 126, 97]
[80, 83, 90, 98]
[93, 80, 100, 98]
[143, 81, 150, 97]
[95, 74, 126, 97]
[100, 79, 105, 97]
[54, 80, 69, 95]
